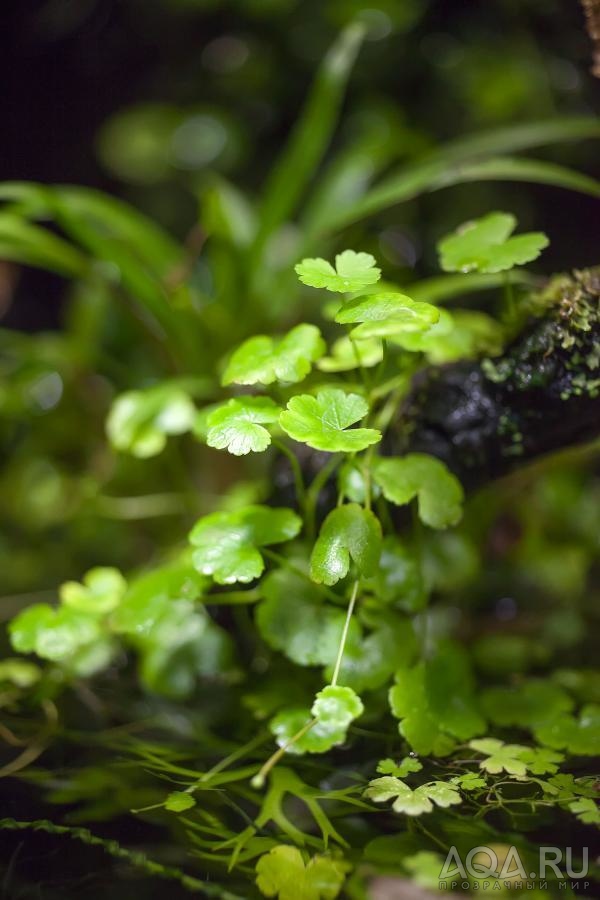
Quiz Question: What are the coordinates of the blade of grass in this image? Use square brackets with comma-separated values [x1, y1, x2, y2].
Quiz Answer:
[0, 213, 88, 277]
[251, 23, 365, 273]
[431, 116, 600, 165]
[407, 270, 538, 305]
[318, 155, 600, 233]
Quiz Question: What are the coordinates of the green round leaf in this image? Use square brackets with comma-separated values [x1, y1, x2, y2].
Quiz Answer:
[165, 791, 196, 812]
[279, 389, 381, 453]
[295, 249, 381, 293]
[222, 325, 325, 386]
[206, 396, 281, 455]
[438, 211, 549, 274]
[256, 570, 359, 666]
[60, 567, 127, 615]
[310, 503, 382, 586]
[269, 707, 347, 755]
[189, 506, 301, 584]
[373, 454, 464, 528]
[311, 685, 364, 730]
[256, 844, 350, 900]
[335, 292, 439, 339]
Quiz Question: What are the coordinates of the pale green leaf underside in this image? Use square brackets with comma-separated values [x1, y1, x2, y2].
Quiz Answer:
[255, 844, 349, 900]
[364, 776, 462, 816]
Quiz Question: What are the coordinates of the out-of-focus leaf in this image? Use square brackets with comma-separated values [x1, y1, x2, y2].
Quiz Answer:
[165, 792, 196, 813]
[0, 213, 88, 277]
[60, 567, 127, 615]
[438, 212, 548, 274]
[319, 154, 600, 232]
[252, 24, 365, 262]
[256, 570, 359, 667]
[107, 384, 196, 458]
[373, 455, 464, 528]
[317, 336, 383, 372]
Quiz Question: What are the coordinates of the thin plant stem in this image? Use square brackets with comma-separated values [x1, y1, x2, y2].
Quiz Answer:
[251, 718, 318, 789]
[330, 580, 359, 687]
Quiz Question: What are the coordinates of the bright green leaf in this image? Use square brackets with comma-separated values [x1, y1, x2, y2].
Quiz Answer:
[377, 757, 423, 778]
[279, 389, 380, 453]
[311, 685, 364, 730]
[189, 506, 301, 584]
[468, 739, 529, 776]
[165, 791, 196, 813]
[60, 567, 127, 615]
[269, 708, 347, 755]
[310, 504, 382, 585]
[9, 603, 101, 662]
[222, 325, 325, 386]
[568, 798, 600, 826]
[373, 454, 464, 528]
[256, 844, 349, 900]
[335, 292, 439, 339]
[206, 397, 281, 456]
[295, 250, 380, 293]
[438, 211, 549, 274]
